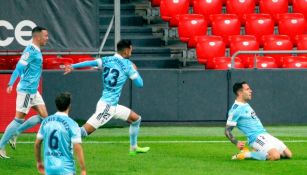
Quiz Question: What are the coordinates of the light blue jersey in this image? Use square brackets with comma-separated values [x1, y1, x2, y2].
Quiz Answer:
[226, 101, 267, 145]
[97, 54, 139, 106]
[71, 53, 143, 106]
[37, 112, 81, 175]
[9, 44, 43, 94]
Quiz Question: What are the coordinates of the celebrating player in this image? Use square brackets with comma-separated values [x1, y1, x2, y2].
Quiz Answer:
[0, 26, 49, 158]
[225, 81, 292, 160]
[34, 92, 86, 175]
[64, 39, 150, 156]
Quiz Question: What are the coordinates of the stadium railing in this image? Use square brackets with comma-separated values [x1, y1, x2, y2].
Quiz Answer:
[231, 50, 307, 69]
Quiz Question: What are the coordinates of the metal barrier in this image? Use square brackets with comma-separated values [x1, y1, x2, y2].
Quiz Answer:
[231, 50, 307, 69]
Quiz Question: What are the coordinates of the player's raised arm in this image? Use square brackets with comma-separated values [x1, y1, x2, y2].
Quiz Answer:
[64, 59, 100, 75]
[73, 143, 86, 175]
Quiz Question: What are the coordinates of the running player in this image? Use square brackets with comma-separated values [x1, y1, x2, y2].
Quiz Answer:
[34, 92, 86, 175]
[64, 39, 150, 156]
[225, 81, 292, 160]
[0, 26, 49, 158]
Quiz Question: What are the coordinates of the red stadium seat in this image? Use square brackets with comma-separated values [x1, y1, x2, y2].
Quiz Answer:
[293, 0, 307, 19]
[278, 13, 307, 45]
[189, 0, 194, 6]
[193, 0, 223, 25]
[262, 35, 293, 67]
[7, 56, 21, 70]
[282, 56, 307, 68]
[196, 35, 226, 65]
[43, 55, 59, 59]
[207, 56, 245, 70]
[246, 56, 278, 68]
[245, 13, 274, 46]
[0, 58, 10, 70]
[226, 0, 256, 24]
[211, 14, 241, 45]
[160, 0, 189, 27]
[259, 0, 288, 23]
[44, 57, 73, 70]
[229, 35, 259, 64]
[296, 35, 307, 56]
[178, 14, 207, 48]
[151, 0, 161, 6]
[62, 54, 95, 63]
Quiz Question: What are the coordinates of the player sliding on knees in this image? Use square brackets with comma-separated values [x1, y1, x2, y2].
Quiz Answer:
[225, 81, 292, 161]
[64, 39, 150, 156]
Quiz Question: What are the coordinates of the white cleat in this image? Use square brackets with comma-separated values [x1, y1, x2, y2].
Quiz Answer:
[0, 149, 10, 159]
[9, 136, 17, 150]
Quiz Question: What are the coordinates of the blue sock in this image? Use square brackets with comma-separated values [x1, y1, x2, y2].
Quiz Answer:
[0, 118, 24, 149]
[248, 151, 267, 160]
[129, 116, 141, 149]
[80, 127, 88, 137]
[16, 115, 43, 135]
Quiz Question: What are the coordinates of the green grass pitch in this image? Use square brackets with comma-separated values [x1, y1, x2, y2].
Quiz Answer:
[0, 126, 307, 175]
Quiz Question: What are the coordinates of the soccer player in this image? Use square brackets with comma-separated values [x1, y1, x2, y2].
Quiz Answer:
[34, 92, 86, 175]
[225, 81, 292, 161]
[0, 26, 49, 158]
[64, 39, 150, 156]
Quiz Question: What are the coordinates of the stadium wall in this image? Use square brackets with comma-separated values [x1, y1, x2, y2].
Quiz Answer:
[1, 70, 307, 125]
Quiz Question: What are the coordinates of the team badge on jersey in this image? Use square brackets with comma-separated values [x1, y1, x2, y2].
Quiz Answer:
[251, 111, 257, 119]
[21, 52, 30, 61]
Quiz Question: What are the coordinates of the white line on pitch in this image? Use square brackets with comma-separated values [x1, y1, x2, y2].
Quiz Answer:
[16, 140, 307, 144]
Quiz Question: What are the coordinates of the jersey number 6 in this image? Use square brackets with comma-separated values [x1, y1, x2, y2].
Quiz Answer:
[49, 130, 59, 150]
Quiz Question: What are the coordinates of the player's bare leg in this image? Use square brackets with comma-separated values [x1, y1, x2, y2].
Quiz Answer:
[127, 110, 150, 156]
[82, 123, 97, 136]
[267, 148, 281, 161]
[281, 148, 292, 159]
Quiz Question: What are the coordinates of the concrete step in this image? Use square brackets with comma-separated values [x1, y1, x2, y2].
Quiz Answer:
[99, 25, 153, 34]
[100, 0, 131, 4]
[101, 35, 163, 47]
[99, 15, 145, 26]
[99, 3, 149, 15]
[100, 0, 148, 4]
[102, 47, 171, 56]
[131, 56, 180, 68]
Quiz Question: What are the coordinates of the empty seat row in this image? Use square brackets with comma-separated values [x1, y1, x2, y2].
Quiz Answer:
[196, 35, 307, 66]
[0, 55, 94, 70]
[206, 56, 307, 69]
[153, 0, 301, 7]
[158, 0, 307, 25]
[177, 13, 306, 47]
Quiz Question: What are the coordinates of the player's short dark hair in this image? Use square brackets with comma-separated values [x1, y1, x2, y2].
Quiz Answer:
[55, 92, 71, 112]
[32, 26, 47, 36]
[233, 81, 247, 96]
[117, 39, 132, 52]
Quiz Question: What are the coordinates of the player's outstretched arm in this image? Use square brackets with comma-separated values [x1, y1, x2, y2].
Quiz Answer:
[34, 139, 45, 174]
[74, 143, 86, 175]
[64, 60, 99, 75]
[225, 125, 245, 150]
[7, 62, 26, 93]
